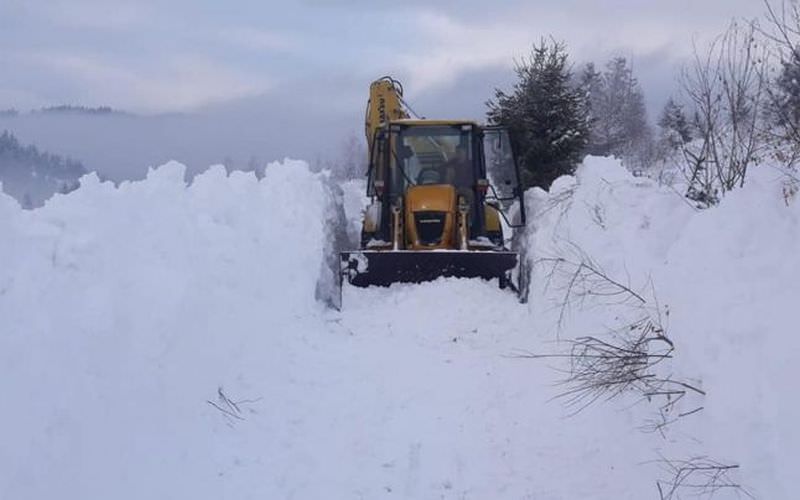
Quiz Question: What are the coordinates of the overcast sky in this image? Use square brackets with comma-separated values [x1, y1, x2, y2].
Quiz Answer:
[0, 0, 767, 115]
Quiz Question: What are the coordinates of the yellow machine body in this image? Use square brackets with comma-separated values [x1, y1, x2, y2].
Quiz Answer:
[404, 185, 457, 250]
[341, 77, 524, 290]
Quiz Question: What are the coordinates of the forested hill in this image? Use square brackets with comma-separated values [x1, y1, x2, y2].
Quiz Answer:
[0, 130, 87, 208]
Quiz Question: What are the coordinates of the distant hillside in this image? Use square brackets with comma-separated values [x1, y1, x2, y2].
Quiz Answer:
[0, 84, 358, 183]
[35, 105, 129, 116]
[0, 130, 87, 208]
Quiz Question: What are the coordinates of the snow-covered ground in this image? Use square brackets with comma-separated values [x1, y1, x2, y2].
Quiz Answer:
[1, 156, 796, 498]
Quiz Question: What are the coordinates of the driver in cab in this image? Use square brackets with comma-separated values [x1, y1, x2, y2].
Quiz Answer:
[442, 145, 472, 189]
[415, 145, 472, 188]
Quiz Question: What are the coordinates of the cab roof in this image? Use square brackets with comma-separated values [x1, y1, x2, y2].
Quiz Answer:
[387, 119, 480, 127]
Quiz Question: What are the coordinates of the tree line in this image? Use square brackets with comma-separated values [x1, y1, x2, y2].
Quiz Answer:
[488, 0, 800, 207]
[0, 106, 123, 116]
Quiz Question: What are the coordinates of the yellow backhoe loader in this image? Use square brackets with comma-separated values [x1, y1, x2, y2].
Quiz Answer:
[340, 76, 527, 292]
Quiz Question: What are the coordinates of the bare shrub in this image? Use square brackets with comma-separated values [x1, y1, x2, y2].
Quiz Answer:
[523, 252, 705, 422]
[535, 249, 646, 333]
[680, 20, 769, 206]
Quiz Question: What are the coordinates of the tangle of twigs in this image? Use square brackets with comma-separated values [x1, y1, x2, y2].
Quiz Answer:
[655, 455, 753, 500]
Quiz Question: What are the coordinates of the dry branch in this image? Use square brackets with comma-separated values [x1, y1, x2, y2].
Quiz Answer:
[656, 455, 753, 500]
[206, 386, 262, 427]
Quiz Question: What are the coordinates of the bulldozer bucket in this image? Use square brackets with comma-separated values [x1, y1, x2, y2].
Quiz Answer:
[340, 250, 518, 288]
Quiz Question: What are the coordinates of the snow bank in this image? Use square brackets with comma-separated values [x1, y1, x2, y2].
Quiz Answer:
[526, 156, 799, 498]
[0, 159, 336, 499]
[657, 170, 800, 499]
[527, 156, 695, 290]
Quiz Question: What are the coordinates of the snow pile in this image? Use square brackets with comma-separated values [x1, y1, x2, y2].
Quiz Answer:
[658, 171, 799, 498]
[0, 160, 336, 498]
[525, 156, 799, 498]
[0, 155, 795, 499]
[527, 156, 695, 288]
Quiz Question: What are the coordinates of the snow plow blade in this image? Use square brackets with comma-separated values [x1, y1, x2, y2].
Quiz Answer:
[340, 250, 518, 288]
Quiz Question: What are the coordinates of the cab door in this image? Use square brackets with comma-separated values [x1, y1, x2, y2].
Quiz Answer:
[482, 126, 526, 227]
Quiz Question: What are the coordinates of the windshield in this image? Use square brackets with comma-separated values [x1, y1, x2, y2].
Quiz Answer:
[389, 125, 474, 194]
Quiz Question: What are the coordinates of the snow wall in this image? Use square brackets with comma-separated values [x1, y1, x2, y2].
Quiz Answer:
[526, 157, 799, 499]
[1, 156, 797, 499]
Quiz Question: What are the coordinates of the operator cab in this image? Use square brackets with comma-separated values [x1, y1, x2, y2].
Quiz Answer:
[365, 120, 525, 249]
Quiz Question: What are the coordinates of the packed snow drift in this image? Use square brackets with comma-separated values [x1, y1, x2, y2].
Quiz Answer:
[1, 156, 796, 499]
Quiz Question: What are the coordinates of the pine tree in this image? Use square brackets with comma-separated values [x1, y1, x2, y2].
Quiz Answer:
[658, 98, 692, 150]
[585, 57, 652, 164]
[487, 39, 589, 190]
[579, 63, 605, 155]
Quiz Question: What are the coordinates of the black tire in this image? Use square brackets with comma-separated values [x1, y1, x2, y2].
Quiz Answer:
[498, 272, 510, 290]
